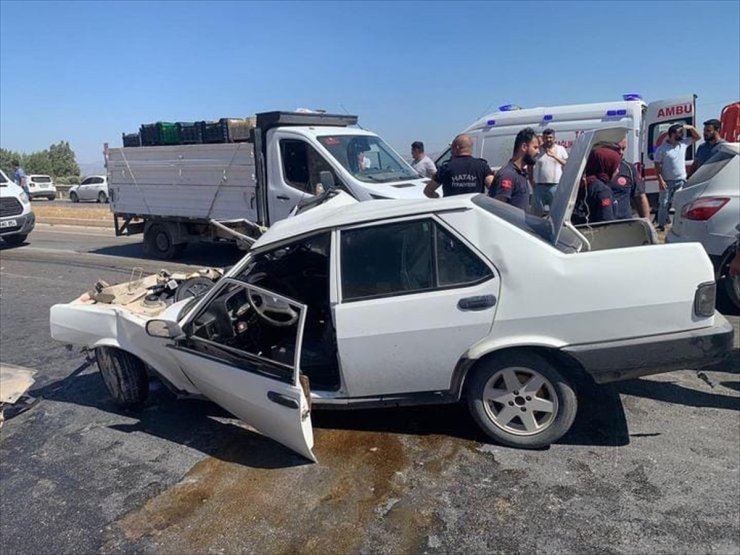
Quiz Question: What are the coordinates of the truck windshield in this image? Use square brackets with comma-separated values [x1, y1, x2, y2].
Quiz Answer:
[318, 135, 418, 183]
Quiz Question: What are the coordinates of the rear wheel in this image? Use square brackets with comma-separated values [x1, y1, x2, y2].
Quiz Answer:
[3, 234, 28, 246]
[144, 223, 186, 260]
[70, 192, 79, 203]
[466, 352, 578, 449]
[95, 347, 149, 408]
[97, 191, 108, 203]
[721, 274, 740, 310]
[47, 194, 56, 201]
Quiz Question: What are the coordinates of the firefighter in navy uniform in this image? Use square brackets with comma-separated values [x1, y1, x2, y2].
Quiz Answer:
[571, 147, 620, 224]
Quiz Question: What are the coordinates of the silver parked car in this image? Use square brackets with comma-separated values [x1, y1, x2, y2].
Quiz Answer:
[69, 175, 108, 203]
[667, 142, 740, 309]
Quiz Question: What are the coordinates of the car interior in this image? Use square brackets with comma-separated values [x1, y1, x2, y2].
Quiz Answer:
[186, 232, 341, 390]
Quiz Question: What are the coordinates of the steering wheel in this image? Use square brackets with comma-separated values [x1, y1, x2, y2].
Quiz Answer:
[246, 287, 299, 327]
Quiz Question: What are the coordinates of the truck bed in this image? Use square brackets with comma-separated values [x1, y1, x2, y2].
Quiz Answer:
[107, 143, 258, 221]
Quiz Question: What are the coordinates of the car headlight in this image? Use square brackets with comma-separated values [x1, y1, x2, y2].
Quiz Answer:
[19, 191, 30, 204]
[694, 282, 716, 317]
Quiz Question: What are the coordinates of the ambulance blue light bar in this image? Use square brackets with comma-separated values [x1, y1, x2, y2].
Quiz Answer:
[543, 114, 553, 121]
[486, 119, 496, 126]
[498, 104, 521, 112]
[606, 109, 628, 116]
[622, 93, 642, 101]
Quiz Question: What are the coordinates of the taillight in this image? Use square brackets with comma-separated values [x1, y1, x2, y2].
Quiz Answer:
[694, 282, 716, 317]
[681, 197, 730, 221]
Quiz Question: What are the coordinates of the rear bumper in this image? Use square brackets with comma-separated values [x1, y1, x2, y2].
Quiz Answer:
[562, 313, 735, 384]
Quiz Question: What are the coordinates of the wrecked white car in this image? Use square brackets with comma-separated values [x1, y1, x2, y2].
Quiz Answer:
[50, 128, 733, 461]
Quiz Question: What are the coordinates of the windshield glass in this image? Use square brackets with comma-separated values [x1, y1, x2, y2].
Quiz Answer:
[318, 135, 418, 183]
[685, 150, 735, 187]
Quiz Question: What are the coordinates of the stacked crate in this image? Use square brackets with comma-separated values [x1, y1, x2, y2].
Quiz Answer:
[123, 118, 254, 147]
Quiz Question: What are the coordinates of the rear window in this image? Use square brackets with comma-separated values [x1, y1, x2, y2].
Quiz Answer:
[31, 175, 52, 183]
[685, 151, 735, 187]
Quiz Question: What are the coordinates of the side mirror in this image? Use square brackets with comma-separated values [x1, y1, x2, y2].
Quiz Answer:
[145, 319, 183, 339]
[318, 170, 335, 191]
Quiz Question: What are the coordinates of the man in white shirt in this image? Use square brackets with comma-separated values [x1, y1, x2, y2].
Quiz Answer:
[410, 141, 437, 178]
[531, 129, 568, 216]
[654, 123, 700, 230]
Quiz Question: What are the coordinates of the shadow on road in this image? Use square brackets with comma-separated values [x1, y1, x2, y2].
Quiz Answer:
[89, 242, 242, 268]
[29, 365, 307, 469]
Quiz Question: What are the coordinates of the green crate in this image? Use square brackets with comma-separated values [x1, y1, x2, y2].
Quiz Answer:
[157, 122, 179, 145]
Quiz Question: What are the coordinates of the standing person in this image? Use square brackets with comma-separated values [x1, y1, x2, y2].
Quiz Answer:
[11, 160, 28, 194]
[654, 123, 700, 231]
[609, 138, 651, 220]
[424, 134, 493, 198]
[692, 119, 726, 172]
[531, 128, 568, 216]
[489, 127, 539, 212]
[571, 147, 620, 224]
[410, 141, 437, 178]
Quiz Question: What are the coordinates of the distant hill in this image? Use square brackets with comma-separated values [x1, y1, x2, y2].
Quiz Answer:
[78, 162, 105, 177]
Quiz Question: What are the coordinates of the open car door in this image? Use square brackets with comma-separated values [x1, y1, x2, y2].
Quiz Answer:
[642, 95, 697, 190]
[166, 279, 315, 461]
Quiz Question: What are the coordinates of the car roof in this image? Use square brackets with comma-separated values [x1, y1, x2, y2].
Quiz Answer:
[252, 193, 475, 250]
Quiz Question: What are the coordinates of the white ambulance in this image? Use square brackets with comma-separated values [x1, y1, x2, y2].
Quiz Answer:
[436, 94, 697, 199]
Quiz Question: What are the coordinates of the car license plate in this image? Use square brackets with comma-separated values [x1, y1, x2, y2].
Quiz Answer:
[0, 219, 18, 228]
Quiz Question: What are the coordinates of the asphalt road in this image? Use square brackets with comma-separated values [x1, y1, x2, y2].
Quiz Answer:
[1, 227, 739, 554]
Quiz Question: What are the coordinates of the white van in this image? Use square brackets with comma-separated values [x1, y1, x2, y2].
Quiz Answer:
[436, 94, 697, 199]
[0, 169, 35, 245]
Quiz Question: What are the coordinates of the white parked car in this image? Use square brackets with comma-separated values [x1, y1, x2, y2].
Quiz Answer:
[49, 128, 733, 461]
[667, 142, 740, 309]
[69, 175, 108, 203]
[26, 174, 57, 200]
[0, 169, 35, 245]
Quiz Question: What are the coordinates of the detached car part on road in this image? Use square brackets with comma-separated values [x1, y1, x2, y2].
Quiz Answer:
[0, 170, 35, 245]
[50, 128, 734, 461]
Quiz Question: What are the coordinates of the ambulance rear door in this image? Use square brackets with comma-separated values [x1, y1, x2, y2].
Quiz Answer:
[642, 95, 697, 194]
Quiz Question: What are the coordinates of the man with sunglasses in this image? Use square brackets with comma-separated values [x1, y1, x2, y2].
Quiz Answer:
[654, 123, 700, 231]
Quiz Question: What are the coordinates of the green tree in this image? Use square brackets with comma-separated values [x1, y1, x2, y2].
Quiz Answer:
[48, 141, 80, 177]
[24, 150, 53, 175]
[0, 148, 25, 177]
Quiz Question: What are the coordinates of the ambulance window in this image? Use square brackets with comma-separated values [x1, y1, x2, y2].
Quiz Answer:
[435, 147, 452, 168]
[481, 136, 514, 170]
[647, 118, 694, 161]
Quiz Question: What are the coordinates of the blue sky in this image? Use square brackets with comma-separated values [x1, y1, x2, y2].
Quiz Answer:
[1, 0, 739, 168]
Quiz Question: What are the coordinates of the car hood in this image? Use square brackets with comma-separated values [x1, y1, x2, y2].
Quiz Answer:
[547, 126, 630, 245]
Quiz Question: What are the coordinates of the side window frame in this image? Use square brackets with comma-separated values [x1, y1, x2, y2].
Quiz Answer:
[338, 215, 495, 303]
[279, 138, 344, 195]
[648, 117, 694, 161]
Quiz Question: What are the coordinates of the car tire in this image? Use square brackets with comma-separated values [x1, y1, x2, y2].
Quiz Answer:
[70, 192, 79, 203]
[3, 234, 28, 246]
[466, 351, 578, 449]
[97, 191, 108, 203]
[720, 274, 740, 310]
[95, 346, 149, 408]
[143, 223, 185, 260]
[47, 195, 56, 201]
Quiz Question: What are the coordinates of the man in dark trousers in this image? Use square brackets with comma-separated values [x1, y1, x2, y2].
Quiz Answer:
[489, 127, 540, 211]
[424, 134, 493, 198]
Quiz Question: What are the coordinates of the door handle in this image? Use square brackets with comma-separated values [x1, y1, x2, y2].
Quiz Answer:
[457, 295, 496, 311]
[267, 391, 299, 409]
[276, 195, 290, 201]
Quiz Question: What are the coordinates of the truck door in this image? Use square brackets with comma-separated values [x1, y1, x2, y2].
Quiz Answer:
[265, 131, 343, 225]
[642, 95, 697, 191]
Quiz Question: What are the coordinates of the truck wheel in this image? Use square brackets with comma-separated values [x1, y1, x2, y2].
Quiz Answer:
[144, 223, 186, 260]
[95, 346, 149, 408]
[70, 192, 79, 203]
[466, 352, 577, 449]
[3, 234, 28, 246]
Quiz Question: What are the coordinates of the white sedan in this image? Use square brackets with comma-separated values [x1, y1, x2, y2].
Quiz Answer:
[50, 128, 733, 461]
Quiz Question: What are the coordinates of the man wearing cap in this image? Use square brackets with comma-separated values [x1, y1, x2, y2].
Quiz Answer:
[424, 134, 493, 198]
[489, 127, 539, 212]
[531, 128, 568, 216]
[654, 122, 700, 231]
[692, 119, 726, 172]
